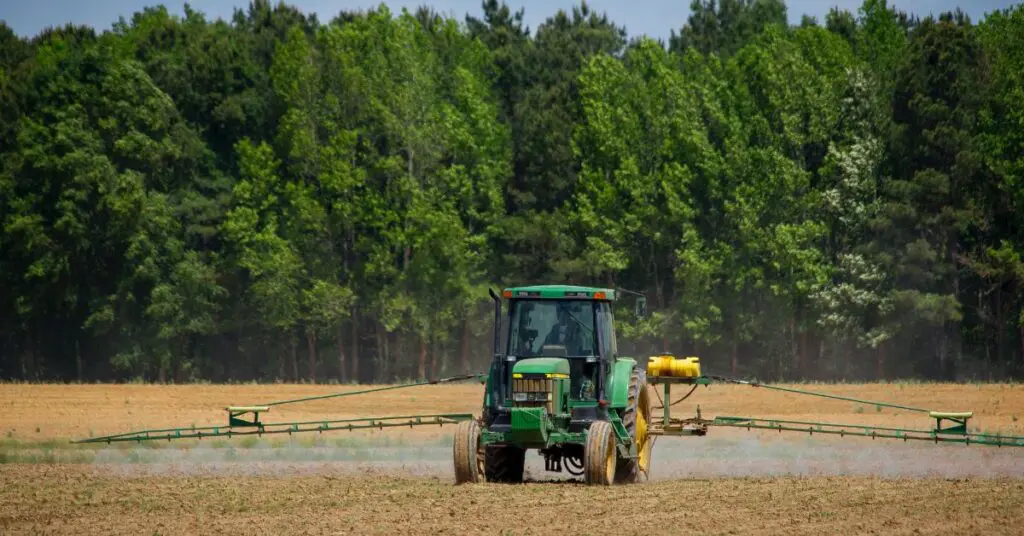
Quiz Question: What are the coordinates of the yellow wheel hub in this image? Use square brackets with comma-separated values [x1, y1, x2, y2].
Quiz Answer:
[636, 386, 652, 476]
[604, 430, 616, 482]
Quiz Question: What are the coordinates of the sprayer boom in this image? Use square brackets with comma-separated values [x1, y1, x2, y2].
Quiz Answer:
[643, 355, 1024, 448]
[72, 373, 485, 445]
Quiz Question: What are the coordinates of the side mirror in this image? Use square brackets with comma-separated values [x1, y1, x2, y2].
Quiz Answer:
[616, 287, 649, 319]
[635, 296, 648, 319]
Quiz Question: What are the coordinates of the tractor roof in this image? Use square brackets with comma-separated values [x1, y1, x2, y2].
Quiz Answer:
[502, 284, 615, 300]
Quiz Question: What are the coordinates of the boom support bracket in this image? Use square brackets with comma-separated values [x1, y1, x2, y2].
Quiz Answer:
[226, 406, 270, 427]
[930, 411, 973, 435]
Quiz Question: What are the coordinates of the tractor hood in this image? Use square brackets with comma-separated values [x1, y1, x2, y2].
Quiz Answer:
[513, 357, 570, 376]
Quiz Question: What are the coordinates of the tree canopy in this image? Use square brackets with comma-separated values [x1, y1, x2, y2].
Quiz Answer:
[1, 0, 1022, 383]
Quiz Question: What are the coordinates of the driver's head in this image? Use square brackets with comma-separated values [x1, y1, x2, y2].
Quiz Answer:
[557, 301, 582, 323]
[556, 301, 571, 322]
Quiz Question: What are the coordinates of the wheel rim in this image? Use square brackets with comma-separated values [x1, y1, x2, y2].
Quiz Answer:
[636, 387, 651, 475]
[604, 427, 615, 482]
[475, 425, 485, 481]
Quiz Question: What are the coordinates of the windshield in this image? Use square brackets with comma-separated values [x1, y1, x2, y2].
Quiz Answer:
[506, 299, 596, 357]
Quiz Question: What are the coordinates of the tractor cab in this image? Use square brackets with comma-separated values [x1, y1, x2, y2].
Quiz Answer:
[503, 287, 616, 400]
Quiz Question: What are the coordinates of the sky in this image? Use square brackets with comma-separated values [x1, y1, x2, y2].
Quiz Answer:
[1, 0, 1018, 40]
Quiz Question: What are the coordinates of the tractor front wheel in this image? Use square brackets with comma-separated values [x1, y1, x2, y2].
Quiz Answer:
[484, 445, 525, 483]
[453, 419, 484, 484]
[584, 420, 616, 485]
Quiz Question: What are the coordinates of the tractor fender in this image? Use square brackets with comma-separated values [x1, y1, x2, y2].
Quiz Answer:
[607, 358, 637, 409]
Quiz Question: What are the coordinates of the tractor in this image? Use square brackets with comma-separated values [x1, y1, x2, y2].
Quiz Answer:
[453, 285, 654, 485]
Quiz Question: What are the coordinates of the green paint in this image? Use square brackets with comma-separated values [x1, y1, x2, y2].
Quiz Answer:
[503, 284, 616, 300]
[510, 407, 549, 444]
[607, 357, 637, 408]
[513, 357, 570, 375]
[72, 414, 475, 444]
[642, 374, 1024, 449]
[710, 416, 1024, 447]
[481, 430, 587, 448]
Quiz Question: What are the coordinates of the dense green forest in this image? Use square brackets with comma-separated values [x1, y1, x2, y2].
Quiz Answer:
[1, 0, 1023, 383]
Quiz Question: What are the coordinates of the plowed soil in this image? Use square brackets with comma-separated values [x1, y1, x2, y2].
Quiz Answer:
[2, 382, 1023, 535]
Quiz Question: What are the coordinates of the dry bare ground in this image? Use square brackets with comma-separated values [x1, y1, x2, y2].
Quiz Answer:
[1, 382, 1023, 534]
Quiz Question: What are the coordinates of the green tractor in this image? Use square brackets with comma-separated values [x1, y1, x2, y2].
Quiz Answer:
[453, 285, 653, 486]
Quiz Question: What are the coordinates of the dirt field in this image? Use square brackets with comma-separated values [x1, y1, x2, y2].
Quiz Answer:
[2, 381, 1024, 534]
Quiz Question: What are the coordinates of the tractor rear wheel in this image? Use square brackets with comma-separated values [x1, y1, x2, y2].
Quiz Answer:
[615, 365, 652, 484]
[453, 419, 484, 484]
[583, 420, 616, 485]
[484, 445, 525, 483]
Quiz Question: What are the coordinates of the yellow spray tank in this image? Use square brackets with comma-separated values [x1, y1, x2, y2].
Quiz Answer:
[646, 354, 701, 378]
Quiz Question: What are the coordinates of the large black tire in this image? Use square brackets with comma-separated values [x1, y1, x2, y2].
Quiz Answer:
[615, 366, 652, 484]
[453, 419, 484, 484]
[584, 420, 616, 485]
[484, 444, 526, 483]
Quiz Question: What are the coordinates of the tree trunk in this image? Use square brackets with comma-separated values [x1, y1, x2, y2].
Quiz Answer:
[790, 316, 797, 377]
[654, 269, 667, 353]
[800, 327, 808, 377]
[877, 341, 886, 380]
[461, 321, 471, 373]
[731, 341, 738, 376]
[338, 323, 347, 383]
[949, 235, 961, 378]
[1019, 324, 1024, 371]
[995, 286, 1005, 367]
[819, 338, 826, 378]
[430, 338, 438, 380]
[290, 332, 299, 382]
[404, 147, 414, 273]
[307, 328, 317, 383]
[419, 335, 428, 380]
[173, 346, 182, 383]
[936, 326, 948, 380]
[75, 338, 83, 382]
[22, 329, 32, 380]
[376, 325, 387, 381]
[277, 336, 285, 380]
[351, 310, 360, 383]
[380, 327, 387, 381]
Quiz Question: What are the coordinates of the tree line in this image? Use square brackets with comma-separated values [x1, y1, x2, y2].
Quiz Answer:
[1, 0, 1022, 383]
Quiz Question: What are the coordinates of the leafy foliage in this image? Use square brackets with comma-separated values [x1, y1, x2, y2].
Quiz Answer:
[1, 0, 1022, 382]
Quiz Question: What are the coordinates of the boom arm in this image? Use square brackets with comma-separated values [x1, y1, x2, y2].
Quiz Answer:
[645, 373, 1024, 448]
[72, 373, 484, 445]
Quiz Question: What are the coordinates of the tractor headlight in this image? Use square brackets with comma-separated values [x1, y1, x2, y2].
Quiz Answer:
[512, 391, 551, 402]
[511, 375, 557, 410]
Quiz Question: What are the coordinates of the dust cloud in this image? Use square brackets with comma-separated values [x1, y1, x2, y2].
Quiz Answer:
[87, 428, 1024, 481]
[89, 435, 456, 478]
[645, 430, 1024, 480]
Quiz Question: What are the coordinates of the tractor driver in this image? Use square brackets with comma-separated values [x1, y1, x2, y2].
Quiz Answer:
[542, 301, 592, 356]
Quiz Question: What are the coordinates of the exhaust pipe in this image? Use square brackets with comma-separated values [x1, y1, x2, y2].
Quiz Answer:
[488, 288, 502, 358]
[488, 288, 506, 411]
